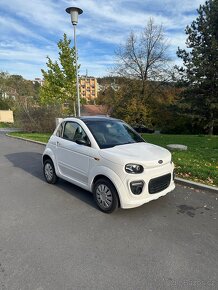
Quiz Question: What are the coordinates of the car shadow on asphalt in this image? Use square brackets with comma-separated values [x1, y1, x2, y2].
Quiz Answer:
[5, 151, 97, 210]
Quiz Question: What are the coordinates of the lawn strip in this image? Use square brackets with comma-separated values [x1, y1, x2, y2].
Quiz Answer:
[143, 134, 218, 186]
[8, 132, 51, 144]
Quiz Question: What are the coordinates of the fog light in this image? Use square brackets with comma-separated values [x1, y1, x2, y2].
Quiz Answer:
[130, 181, 144, 195]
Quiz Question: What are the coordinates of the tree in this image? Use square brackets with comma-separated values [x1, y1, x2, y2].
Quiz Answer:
[112, 88, 150, 126]
[97, 77, 152, 125]
[110, 19, 172, 126]
[40, 33, 77, 115]
[114, 18, 170, 96]
[176, 0, 218, 135]
[0, 72, 38, 111]
[0, 72, 9, 109]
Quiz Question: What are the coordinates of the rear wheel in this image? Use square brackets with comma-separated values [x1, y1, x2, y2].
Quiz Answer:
[93, 178, 119, 213]
[43, 159, 58, 184]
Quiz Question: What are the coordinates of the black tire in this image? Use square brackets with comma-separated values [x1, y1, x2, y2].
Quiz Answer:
[43, 159, 58, 184]
[93, 178, 119, 213]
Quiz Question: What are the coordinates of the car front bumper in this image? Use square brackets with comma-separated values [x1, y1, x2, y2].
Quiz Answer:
[117, 163, 175, 209]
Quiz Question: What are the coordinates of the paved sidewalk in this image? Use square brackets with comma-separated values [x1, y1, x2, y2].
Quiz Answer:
[0, 128, 20, 133]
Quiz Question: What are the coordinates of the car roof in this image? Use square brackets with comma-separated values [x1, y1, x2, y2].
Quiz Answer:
[80, 116, 119, 122]
[66, 116, 120, 122]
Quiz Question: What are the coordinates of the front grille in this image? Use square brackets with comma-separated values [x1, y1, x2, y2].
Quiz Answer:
[148, 173, 171, 194]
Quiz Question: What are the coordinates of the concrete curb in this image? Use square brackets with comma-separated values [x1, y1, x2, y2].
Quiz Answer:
[6, 133, 218, 194]
[0, 128, 21, 132]
[6, 134, 47, 146]
[175, 177, 218, 194]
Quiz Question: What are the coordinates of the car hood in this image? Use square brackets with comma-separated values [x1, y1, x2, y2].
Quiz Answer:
[99, 142, 171, 168]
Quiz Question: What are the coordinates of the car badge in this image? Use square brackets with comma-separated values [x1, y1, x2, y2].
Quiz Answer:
[158, 160, 163, 164]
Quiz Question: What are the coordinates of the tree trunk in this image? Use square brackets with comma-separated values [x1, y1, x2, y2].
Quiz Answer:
[208, 113, 214, 135]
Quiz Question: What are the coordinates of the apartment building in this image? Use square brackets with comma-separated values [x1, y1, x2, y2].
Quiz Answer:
[32, 78, 44, 86]
[80, 76, 98, 101]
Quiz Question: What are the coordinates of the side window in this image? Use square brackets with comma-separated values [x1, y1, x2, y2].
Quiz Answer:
[56, 122, 64, 137]
[63, 122, 76, 141]
[62, 122, 90, 144]
[73, 124, 89, 143]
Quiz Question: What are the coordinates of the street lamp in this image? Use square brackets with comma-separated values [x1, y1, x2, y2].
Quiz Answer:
[66, 7, 83, 117]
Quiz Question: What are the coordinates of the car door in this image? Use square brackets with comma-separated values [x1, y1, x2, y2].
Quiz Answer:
[55, 121, 91, 187]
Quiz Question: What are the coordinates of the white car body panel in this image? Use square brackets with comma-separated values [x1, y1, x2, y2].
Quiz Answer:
[99, 142, 171, 168]
[43, 117, 175, 209]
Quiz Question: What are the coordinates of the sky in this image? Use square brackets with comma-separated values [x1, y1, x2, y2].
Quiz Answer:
[0, 0, 204, 80]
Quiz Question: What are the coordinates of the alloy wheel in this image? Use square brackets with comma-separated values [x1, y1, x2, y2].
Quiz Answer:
[44, 162, 54, 182]
[96, 184, 113, 209]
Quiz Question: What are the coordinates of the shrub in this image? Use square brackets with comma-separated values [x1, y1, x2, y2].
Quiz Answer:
[15, 106, 62, 133]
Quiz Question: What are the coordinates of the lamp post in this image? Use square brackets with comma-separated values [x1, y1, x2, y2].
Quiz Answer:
[66, 7, 83, 117]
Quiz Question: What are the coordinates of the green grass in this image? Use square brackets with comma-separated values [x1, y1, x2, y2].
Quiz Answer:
[9, 132, 51, 143]
[0, 122, 13, 128]
[8, 132, 218, 186]
[142, 134, 218, 186]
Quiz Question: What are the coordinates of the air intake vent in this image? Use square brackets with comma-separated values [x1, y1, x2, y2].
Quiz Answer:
[148, 173, 171, 194]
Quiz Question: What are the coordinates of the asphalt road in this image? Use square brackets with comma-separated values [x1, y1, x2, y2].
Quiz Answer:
[0, 133, 218, 290]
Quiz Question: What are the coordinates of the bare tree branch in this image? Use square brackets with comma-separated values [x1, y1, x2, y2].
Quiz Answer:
[113, 18, 171, 95]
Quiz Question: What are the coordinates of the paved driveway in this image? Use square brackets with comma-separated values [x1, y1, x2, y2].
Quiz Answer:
[0, 133, 217, 290]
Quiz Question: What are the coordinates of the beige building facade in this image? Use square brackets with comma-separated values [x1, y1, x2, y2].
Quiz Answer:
[0, 110, 14, 123]
[80, 76, 98, 101]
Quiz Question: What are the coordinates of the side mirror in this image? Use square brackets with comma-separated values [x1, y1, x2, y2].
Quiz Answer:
[75, 139, 91, 147]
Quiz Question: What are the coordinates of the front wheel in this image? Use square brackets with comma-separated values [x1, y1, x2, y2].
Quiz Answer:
[93, 178, 119, 213]
[43, 159, 58, 184]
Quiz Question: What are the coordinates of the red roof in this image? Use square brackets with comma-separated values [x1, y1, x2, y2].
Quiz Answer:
[81, 105, 110, 116]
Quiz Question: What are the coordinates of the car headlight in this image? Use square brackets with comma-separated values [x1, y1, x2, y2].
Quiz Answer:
[125, 164, 144, 174]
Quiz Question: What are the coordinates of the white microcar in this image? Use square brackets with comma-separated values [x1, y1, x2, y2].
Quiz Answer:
[43, 116, 175, 213]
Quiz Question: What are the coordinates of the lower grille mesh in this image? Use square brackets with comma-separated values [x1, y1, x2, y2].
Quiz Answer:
[148, 173, 171, 194]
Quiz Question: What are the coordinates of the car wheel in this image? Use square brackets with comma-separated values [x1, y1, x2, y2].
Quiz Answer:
[43, 159, 58, 184]
[93, 178, 119, 213]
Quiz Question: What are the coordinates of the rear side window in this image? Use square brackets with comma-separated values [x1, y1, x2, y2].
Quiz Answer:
[63, 122, 75, 141]
[56, 122, 64, 137]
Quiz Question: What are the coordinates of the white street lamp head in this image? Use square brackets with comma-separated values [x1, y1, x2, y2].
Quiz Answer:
[66, 7, 83, 25]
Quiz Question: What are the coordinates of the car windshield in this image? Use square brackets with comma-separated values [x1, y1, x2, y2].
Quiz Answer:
[84, 120, 145, 149]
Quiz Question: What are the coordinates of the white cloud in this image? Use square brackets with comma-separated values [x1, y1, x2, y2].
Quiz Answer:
[0, 39, 114, 78]
[0, 41, 57, 63]
[0, 15, 47, 41]
[0, 0, 205, 78]
[0, 0, 67, 32]
[0, 61, 44, 80]
[0, 0, 203, 43]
